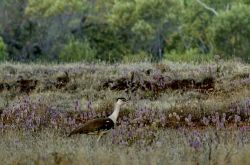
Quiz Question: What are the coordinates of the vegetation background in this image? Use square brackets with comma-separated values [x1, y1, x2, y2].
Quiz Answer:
[0, 0, 250, 63]
[0, 1, 250, 165]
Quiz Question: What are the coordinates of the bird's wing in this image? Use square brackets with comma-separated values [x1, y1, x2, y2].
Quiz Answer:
[68, 118, 114, 137]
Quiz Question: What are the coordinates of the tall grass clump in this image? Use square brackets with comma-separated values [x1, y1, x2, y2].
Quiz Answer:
[165, 49, 213, 63]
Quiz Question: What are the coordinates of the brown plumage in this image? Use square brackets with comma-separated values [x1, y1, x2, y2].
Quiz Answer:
[68, 98, 126, 141]
[68, 118, 114, 137]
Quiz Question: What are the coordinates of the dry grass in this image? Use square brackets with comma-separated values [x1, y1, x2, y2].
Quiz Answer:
[0, 60, 250, 165]
[0, 129, 249, 165]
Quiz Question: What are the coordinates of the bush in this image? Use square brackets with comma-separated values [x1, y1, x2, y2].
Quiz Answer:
[210, 4, 250, 62]
[164, 49, 213, 63]
[122, 51, 151, 63]
[0, 37, 8, 61]
[59, 39, 96, 62]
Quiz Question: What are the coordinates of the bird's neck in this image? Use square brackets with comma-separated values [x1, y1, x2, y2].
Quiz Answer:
[108, 103, 121, 124]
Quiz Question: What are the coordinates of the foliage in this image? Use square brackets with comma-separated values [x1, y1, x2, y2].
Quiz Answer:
[82, 20, 126, 63]
[1, 0, 250, 63]
[25, 0, 87, 17]
[0, 37, 8, 61]
[0, 0, 47, 61]
[210, 4, 250, 62]
[108, 0, 174, 60]
[122, 51, 151, 63]
[59, 39, 96, 62]
[172, 0, 215, 53]
[165, 49, 213, 63]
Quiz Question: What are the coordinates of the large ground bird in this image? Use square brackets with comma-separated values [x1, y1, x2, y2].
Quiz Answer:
[68, 98, 127, 141]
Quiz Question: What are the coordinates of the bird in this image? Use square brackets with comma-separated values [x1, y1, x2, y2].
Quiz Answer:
[68, 97, 127, 141]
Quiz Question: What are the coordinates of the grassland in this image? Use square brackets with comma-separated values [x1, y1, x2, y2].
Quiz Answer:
[0, 60, 250, 165]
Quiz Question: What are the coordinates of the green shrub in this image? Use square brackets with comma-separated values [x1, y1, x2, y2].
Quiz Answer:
[210, 4, 250, 62]
[122, 51, 151, 63]
[164, 49, 213, 63]
[0, 37, 8, 61]
[59, 39, 96, 62]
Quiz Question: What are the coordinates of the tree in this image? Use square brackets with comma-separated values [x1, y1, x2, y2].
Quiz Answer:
[210, 4, 250, 62]
[108, 0, 175, 60]
[25, 0, 87, 17]
[0, 0, 46, 61]
[59, 39, 96, 62]
[1, 0, 250, 63]
[165, 0, 239, 55]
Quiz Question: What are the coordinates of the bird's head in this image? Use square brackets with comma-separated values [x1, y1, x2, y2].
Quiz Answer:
[116, 97, 127, 106]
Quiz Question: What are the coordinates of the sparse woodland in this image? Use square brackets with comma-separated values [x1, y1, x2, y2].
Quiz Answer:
[0, 0, 250, 63]
[0, 1, 250, 165]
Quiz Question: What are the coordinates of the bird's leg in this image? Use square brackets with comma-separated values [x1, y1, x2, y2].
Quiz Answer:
[97, 131, 105, 142]
[97, 131, 109, 142]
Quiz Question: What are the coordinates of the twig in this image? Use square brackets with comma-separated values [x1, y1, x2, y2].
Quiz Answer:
[196, 0, 218, 16]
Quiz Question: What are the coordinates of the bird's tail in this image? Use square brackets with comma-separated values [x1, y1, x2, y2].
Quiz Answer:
[68, 126, 85, 137]
[68, 128, 78, 137]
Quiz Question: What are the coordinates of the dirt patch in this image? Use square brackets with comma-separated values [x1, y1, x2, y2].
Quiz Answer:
[55, 72, 70, 89]
[102, 72, 215, 95]
[0, 79, 38, 94]
[0, 71, 72, 94]
[0, 83, 11, 92]
[16, 79, 38, 94]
